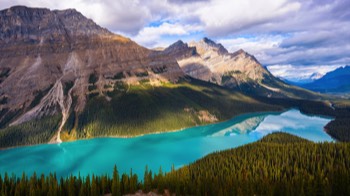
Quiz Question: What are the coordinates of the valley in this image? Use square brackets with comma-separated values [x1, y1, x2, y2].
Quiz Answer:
[0, 6, 342, 149]
[0, 4, 349, 196]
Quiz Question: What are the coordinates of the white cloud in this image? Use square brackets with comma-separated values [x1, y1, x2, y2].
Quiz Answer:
[195, 0, 301, 36]
[0, 0, 170, 34]
[131, 22, 203, 48]
[217, 35, 284, 62]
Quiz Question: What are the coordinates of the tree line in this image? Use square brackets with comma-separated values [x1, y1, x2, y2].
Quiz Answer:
[1, 133, 350, 195]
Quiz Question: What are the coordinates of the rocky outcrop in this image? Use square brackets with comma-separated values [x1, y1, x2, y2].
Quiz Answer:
[164, 37, 317, 98]
[164, 37, 274, 87]
[0, 6, 184, 140]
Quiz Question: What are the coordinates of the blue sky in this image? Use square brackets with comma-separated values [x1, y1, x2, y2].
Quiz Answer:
[1, 0, 349, 81]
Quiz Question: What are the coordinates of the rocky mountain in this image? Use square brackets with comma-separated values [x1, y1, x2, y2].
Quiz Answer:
[0, 6, 184, 143]
[1, 6, 285, 148]
[163, 38, 321, 99]
[300, 66, 350, 93]
[0, 6, 329, 149]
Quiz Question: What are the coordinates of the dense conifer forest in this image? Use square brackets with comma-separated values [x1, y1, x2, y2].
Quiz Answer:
[1, 133, 349, 195]
[0, 115, 61, 148]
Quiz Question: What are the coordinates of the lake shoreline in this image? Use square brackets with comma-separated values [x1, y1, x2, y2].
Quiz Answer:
[0, 106, 334, 151]
[0, 108, 335, 179]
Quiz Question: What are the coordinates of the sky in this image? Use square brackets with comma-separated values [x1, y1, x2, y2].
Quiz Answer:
[1, 0, 349, 81]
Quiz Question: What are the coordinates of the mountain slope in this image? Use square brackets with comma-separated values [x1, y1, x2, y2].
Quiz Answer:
[0, 6, 282, 148]
[0, 8, 182, 117]
[300, 66, 350, 93]
[164, 38, 324, 99]
[0, 6, 182, 145]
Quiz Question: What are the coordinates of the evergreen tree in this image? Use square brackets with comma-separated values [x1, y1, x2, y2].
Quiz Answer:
[112, 165, 121, 196]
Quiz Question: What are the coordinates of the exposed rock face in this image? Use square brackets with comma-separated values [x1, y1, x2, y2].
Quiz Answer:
[164, 38, 302, 96]
[165, 38, 274, 87]
[0, 6, 184, 137]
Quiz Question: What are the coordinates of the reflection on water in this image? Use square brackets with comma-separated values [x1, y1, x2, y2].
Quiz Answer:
[212, 116, 266, 136]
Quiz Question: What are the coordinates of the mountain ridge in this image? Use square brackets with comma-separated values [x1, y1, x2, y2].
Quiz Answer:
[164, 38, 323, 99]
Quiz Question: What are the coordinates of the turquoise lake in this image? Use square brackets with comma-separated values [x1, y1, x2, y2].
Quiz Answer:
[0, 109, 333, 178]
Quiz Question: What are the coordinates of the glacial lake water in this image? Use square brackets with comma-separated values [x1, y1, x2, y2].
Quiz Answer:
[0, 109, 333, 179]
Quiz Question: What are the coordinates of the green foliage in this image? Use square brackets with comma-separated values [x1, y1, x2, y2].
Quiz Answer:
[0, 115, 61, 148]
[1, 133, 350, 195]
[0, 109, 23, 129]
[112, 165, 121, 196]
[112, 72, 125, 80]
[151, 66, 167, 74]
[88, 73, 98, 84]
[221, 75, 233, 84]
[88, 85, 97, 92]
[0, 68, 10, 84]
[164, 132, 350, 195]
[325, 118, 350, 142]
[139, 79, 150, 84]
[0, 97, 7, 105]
[134, 71, 149, 77]
[259, 132, 310, 143]
[63, 81, 74, 96]
[29, 85, 52, 109]
[74, 79, 279, 138]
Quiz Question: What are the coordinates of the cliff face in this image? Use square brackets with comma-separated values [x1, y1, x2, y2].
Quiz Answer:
[0, 6, 184, 132]
[164, 38, 274, 88]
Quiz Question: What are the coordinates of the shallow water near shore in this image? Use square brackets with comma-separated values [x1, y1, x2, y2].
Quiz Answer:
[0, 109, 333, 179]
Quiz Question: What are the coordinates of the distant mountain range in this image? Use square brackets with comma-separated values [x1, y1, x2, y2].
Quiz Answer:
[280, 72, 324, 84]
[295, 66, 350, 94]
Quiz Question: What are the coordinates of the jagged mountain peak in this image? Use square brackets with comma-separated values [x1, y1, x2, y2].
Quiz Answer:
[201, 37, 216, 44]
[189, 37, 228, 55]
[165, 40, 188, 50]
[200, 37, 224, 49]
[163, 39, 197, 59]
[172, 40, 186, 46]
[232, 48, 246, 55]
